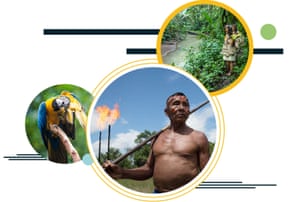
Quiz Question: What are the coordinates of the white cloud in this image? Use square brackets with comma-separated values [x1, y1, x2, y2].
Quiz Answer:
[167, 73, 181, 82]
[187, 106, 216, 143]
[120, 117, 128, 125]
[112, 129, 140, 152]
[205, 128, 216, 143]
[90, 110, 100, 134]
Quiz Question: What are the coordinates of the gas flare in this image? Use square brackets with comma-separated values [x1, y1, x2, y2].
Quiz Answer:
[109, 104, 120, 125]
[96, 104, 120, 130]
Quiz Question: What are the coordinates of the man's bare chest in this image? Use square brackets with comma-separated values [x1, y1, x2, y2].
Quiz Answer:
[152, 133, 198, 156]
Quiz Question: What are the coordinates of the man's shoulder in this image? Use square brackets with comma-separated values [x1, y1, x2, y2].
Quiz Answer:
[191, 129, 205, 136]
[191, 129, 208, 144]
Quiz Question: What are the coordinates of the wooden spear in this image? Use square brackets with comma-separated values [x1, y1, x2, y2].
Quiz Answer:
[112, 100, 210, 164]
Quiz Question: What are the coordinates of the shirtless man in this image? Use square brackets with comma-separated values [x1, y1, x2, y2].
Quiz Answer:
[103, 92, 210, 193]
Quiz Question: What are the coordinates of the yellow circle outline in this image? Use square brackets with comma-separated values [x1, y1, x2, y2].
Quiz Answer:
[156, 0, 254, 96]
[86, 59, 226, 201]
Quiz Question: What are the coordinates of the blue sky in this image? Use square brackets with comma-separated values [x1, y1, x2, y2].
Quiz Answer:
[89, 67, 217, 156]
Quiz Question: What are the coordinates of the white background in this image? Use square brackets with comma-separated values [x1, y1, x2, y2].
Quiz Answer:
[1, 0, 299, 201]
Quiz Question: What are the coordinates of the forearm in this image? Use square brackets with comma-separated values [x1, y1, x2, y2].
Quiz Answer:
[121, 165, 153, 180]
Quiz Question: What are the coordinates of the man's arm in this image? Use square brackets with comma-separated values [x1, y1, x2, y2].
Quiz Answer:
[103, 150, 154, 180]
[197, 132, 210, 171]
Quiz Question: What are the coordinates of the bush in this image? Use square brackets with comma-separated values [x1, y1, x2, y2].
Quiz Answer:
[184, 36, 249, 92]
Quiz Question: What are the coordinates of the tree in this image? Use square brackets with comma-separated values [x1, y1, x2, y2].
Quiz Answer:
[100, 147, 133, 168]
[133, 130, 156, 167]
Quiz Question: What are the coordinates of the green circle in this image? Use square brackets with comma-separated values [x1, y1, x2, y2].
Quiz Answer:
[261, 24, 276, 40]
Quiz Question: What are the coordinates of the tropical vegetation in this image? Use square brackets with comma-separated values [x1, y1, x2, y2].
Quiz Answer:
[162, 4, 249, 92]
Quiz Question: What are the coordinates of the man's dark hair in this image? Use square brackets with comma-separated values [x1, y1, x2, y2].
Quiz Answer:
[166, 92, 189, 105]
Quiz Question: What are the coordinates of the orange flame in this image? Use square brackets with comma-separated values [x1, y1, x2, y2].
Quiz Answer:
[96, 104, 120, 130]
[109, 104, 120, 125]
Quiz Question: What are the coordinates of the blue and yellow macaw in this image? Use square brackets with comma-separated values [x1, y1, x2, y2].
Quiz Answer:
[37, 91, 87, 163]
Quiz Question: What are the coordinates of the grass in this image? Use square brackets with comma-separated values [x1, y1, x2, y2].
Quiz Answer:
[117, 178, 154, 193]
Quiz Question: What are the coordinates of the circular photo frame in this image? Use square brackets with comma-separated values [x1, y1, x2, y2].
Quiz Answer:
[157, 1, 253, 95]
[87, 60, 225, 201]
[25, 84, 93, 164]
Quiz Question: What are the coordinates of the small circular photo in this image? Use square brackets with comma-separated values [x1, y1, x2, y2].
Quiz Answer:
[157, 1, 253, 95]
[87, 62, 223, 201]
[25, 84, 93, 164]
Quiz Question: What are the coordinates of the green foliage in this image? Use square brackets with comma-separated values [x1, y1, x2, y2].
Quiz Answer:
[99, 147, 133, 168]
[183, 5, 203, 31]
[184, 39, 225, 91]
[105, 147, 121, 162]
[184, 33, 249, 91]
[98, 152, 107, 164]
[162, 4, 249, 92]
[209, 142, 215, 156]
[25, 84, 93, 163]
[184, 7, 248, 91]
[133, 130, 156, 167]
[163, 13, 188, 42]
[163, 5, 226, 42]
[192, 5, 224, 38]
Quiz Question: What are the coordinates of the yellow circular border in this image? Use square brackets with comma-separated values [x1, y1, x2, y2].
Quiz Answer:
[86, 59, 226, 201]
[156, 0, 254, 96]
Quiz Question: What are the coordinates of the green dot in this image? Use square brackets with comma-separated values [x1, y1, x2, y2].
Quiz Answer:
[261, 24, 276, 40]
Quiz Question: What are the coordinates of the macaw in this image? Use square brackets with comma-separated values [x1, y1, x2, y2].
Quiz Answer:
[37, 91, 87, 163]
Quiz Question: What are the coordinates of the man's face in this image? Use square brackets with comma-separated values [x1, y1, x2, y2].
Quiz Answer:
[165, 95, 190, 123]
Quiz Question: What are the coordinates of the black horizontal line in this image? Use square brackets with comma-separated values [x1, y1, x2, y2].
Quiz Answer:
[8, 158, 47, 160]
[43, 29, 284, 55]
[4, 156, 44, 159]
[253, 48, 283, 54]
[4, 154, 46, 160]
[16, 154, 42, 156]
[202, 181, 243, 184]
[198, 184, 276, 187]
[197, 186, 256, 189]
[126, 48, 156, 54]
[251, 184, 277, 187]
[126, 48, 284, 55]
[44, 29, 159, 35]
[4, 154, 43, 158]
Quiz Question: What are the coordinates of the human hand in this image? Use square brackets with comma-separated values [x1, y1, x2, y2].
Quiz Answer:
[103, 160, 123, 179]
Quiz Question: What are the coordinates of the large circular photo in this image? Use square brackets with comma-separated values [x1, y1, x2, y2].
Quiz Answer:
[87, 61, 225, 201]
